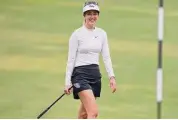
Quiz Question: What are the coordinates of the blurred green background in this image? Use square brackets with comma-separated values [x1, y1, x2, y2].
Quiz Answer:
[0, 0, 178, 119]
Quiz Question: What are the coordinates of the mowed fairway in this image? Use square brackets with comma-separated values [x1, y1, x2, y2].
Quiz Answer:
[0, 0, 178, 119]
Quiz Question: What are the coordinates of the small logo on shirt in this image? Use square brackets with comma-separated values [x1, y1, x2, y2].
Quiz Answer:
[93, 36, 99, 39]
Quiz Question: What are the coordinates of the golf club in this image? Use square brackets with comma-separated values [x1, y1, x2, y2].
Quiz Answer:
[37, 86, 73, 119]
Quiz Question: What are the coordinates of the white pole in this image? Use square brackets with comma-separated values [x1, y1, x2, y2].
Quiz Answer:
[157, 0, 164, 119]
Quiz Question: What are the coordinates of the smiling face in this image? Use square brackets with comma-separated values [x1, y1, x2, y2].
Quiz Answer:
[84, 10, 99, 29]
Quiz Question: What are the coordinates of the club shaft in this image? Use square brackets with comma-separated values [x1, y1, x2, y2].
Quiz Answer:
[37, 86, 73, 119]
[37, 93, 65, 119]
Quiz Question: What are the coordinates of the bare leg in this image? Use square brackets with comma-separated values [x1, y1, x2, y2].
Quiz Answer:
[78, 103, 87, 119]
[78, 89, 98, 119]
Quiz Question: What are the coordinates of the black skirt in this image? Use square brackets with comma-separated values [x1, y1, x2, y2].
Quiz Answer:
[71, 64, 102, 99]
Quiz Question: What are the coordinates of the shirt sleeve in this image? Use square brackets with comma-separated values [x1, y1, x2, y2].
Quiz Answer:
[65, 31, 78, 86]
[101, 31, 115, 79]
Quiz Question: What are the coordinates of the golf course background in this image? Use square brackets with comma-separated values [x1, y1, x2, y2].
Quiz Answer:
[0, 0, 178, 118]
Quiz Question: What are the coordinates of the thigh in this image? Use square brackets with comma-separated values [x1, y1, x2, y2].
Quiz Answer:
[78, 89, 98, 113]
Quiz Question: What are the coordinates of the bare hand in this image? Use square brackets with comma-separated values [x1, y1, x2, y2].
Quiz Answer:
[109, 77, 117, 93]
[64, 85, 73, 95]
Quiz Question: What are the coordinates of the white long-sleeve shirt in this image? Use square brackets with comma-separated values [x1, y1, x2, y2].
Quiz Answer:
[65, 25, 115, 86]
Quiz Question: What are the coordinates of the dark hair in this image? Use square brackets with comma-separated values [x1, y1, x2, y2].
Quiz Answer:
[83, 10, 99, 16]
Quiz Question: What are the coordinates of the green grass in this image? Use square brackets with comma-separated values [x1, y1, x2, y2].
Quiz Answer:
[0, 0, 178, 119]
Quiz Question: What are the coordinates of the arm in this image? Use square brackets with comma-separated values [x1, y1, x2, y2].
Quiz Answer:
[101, 31, 117, 93]
[65, 31, 78, 87]
[101, 31, 115, 79]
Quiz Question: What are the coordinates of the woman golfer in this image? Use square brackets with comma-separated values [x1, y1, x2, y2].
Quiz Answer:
[64, 1, 117, 119]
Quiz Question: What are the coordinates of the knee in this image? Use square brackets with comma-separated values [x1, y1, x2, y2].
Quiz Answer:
[78, 111, 87, 119]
